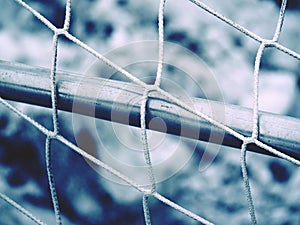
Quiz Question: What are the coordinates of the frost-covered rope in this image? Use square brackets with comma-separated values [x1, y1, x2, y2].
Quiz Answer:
[188, 0, 300, 61]
[50, 33, 60, 135]
[45, 137, 62, 225]
[153, 192, 214, 225]
[240, 0, 288, 222]
[142, 195, 152, 225]
[63, 0, 71, 31]
[0, 193, 47, 225]
[154, 0, 166, 86]
[251, 43, 265, 139]
[140, 90, 156, 225]
[241, 141, 257, 225]
[14, 0, 56, 32]
[140, 0, 167, 220]
[141, 91, 157, 192]
[0, 97, 54, 137]
[273, 0, 287, 42]
[46, 1, 73, 223]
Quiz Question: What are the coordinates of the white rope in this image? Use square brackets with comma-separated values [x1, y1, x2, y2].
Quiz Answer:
[188, 0, 300, 61]
[14, 0, 57, 32]
[272, 0, 287, 42]
[251, 43, 265, 139]
[140, 90, 156, 225]
[153, 192, 215, 225]
[63, 0, 72, 31]
[154, 0, 166, 87]
[45, 1, 73, 223]
[140, 90, 157, 192]
[142, 195, 152, 225]
[64, 32, 148, 88]
[140, 1, 167, 220]
[240, 141, 257, 225]
[45, 137, 62, 225]
[188, 0, 263, 42]
[254, 139, 300, 166]
[55, 134, 147, 193]
[0, 97, 54, 137]
[50, 33, 60, 135]
[241, 1, 291, 223]
[0, 193, 47, 225]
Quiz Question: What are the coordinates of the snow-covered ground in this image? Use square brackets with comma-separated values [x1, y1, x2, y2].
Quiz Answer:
[0, 0, 299, 224]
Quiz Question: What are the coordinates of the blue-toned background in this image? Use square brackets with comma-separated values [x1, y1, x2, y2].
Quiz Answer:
[0, 0, 299, 224]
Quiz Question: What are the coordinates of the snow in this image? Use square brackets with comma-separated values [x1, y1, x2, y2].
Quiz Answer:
[0, 0, 299, 224]
[241, 70, 297, 114]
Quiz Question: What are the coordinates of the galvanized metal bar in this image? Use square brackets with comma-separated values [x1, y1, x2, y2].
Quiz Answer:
[0, 60, 299, 160]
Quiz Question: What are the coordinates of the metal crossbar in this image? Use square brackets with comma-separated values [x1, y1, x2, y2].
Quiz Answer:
[1, 60, 299, 160]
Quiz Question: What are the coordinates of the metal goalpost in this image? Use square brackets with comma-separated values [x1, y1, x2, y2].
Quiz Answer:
[0, 60, 299, 160]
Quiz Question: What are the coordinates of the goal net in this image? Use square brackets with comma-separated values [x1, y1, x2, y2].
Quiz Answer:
[0, 0, 299, 224]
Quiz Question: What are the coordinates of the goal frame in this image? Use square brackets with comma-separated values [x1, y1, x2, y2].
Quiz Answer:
[1, 59, 299, 160]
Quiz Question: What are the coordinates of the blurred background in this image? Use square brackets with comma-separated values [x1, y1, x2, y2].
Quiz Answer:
[0, 0, 299, 224]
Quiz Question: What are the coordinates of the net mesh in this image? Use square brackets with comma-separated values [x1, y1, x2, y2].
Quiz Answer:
[0, 0, 299, 224]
